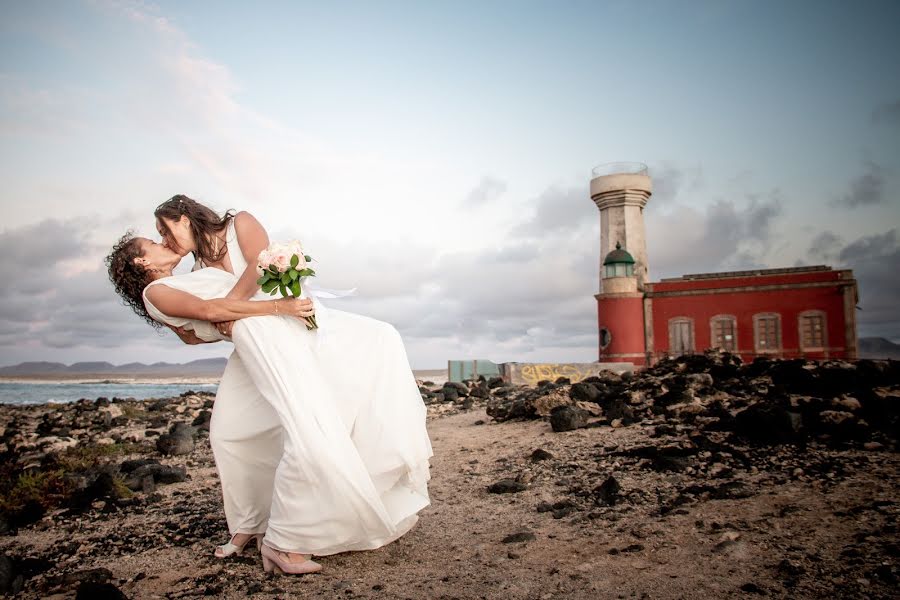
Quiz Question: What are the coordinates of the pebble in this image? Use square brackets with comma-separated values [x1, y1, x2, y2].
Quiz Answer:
[502, 532, 536, 543]
[487, 479, 527, 494]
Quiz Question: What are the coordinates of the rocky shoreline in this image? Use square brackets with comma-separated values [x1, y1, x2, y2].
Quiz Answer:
[0, 351, 898, 598]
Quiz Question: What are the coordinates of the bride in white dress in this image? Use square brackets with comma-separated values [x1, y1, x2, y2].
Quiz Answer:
[105, 204, 433, 575]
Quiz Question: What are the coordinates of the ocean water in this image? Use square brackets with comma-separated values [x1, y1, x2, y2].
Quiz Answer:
[0, 382, 219, 406]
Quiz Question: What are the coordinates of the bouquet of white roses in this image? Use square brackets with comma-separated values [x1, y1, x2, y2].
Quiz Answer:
[256, 241, 318, 329]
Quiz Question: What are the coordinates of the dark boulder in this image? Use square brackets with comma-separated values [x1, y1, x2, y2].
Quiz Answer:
[191, 410, 212, 431]
[0, 554, 24, 595]
[593, 475, 621, 506]
[599, 398, 635, 424]
[486, 395, 536, 422]
[441, 385, 459, 403]
[734, 403, 802, 443]
[124, 464, 187, 491]
[76, 581, 129, 600]
[570, 382, 600, 403]
[529, 448, 554, 462]
[119, 458, 160, 474]
[156, 422, 196, 456]
[487, 376, 506, 389]
[549, 405, 591, 432]
[487, 479, 527, 494]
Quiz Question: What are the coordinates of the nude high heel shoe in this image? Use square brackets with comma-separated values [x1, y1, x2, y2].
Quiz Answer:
[214, 533, 263, 558]
[260, 542, 323, 575]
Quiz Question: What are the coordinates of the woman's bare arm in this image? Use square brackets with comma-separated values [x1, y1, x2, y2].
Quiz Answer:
[226, 211, 270, 301]
[168, 324, 216, 345]
[145, 284, 314, 324]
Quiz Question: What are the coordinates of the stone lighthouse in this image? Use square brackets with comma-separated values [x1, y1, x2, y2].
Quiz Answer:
[590, 162, 652, 365]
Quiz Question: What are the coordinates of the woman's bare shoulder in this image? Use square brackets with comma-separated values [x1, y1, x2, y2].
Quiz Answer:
[232, 211, 269, 248]
[233, 210, 260, 226]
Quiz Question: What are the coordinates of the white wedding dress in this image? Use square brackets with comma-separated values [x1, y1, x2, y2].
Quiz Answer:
[141, 222, 433, 556]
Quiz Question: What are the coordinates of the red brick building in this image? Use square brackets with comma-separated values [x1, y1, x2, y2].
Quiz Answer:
[590, 163, 860, 367]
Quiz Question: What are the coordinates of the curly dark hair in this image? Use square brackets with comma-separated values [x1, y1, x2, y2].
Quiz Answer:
[105, 231, 161, 329]
[154, 194, 236, 267]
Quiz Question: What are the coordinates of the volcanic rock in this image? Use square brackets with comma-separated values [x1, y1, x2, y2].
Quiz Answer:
[549, 405, 592, 432]
[487, 479, 527, 494]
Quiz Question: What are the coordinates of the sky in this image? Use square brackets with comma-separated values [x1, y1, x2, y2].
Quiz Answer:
[0, 0, 898, 369]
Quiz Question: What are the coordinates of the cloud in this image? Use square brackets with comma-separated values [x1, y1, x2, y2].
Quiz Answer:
[299, 182, 603, 364]
[511, 184, 594, 237]
[102, 0, 181, 36]
[0, 218, 87, 269]
[807, 230, 843, 261]
[462, 176, 507, 207]
[838, 228, 897, 263]
[646, 162, 703, 210]
[836, 229, 900, 340]
[872, 99, 900, 125]
[833, 161, 887, 208]
[0, 216, 229, 365]
[646, 189, 784, 277]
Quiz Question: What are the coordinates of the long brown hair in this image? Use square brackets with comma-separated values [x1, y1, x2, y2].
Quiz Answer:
[105, 231, 161, 328]
[154, 194, 236, 266]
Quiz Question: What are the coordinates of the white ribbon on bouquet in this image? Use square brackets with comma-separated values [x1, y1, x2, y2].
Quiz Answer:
[299, 278, 358, 350]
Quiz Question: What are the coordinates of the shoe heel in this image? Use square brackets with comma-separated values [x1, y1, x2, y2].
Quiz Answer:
[262, 554, 286, 575]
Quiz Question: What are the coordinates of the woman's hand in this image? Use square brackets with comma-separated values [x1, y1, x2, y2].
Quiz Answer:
[168, 324, 211, 345]
[214, 320, 235, 337]
[278, 297, 316, 325]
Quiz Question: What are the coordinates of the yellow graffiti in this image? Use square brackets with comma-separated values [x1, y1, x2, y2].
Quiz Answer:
[519, 363, 597, 386]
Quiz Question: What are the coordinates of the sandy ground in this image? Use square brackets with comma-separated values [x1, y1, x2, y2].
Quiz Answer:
[5, 400, 897, 600]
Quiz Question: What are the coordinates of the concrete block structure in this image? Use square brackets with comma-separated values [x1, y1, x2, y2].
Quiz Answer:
[500, 362, 633, 386]
[590, 162, 860, 367]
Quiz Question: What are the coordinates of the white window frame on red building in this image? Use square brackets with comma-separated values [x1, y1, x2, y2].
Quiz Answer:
[798, 309, 827, 352]
[753, 312, 782, 354]
[709, 314, 738, 352]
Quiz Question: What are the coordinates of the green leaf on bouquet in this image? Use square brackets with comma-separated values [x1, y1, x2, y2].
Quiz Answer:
[304, 255, 312, 262]
[289, 270, 299, 280]
[262, 280, 277, 294]
[280, 272, 291, 285]
[290, 254, 299, 269]
[268, 266, 280, 277]
[256, 276, 267, 286]
[279, 283, 288, 297]
[269, 287, 278, 296]
[291, 280, 300, 296]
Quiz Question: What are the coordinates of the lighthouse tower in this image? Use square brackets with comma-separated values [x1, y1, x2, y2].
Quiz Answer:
[590, 163, 652, 365]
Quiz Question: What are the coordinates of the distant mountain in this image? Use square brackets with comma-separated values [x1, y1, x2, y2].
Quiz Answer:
[0, 358, 228, 377]
[66, 362, 116, 372]
[0, 361, 69, 374]
[859, 337, 900, 360]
